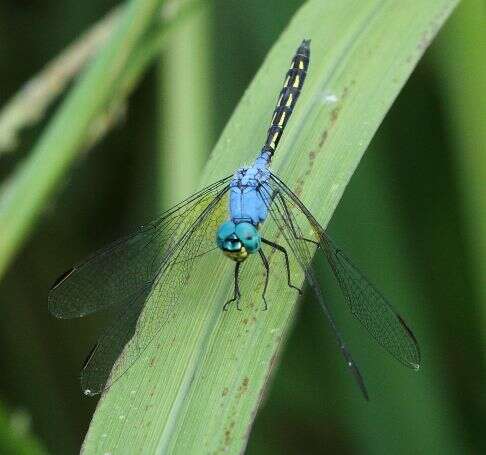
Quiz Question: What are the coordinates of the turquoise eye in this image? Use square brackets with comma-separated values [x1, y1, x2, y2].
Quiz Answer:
[235, 222, 261, 253]
[216, 221, 260, 257]
[216, 221, 236, 249]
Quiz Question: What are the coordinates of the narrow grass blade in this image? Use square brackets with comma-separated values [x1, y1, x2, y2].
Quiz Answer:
[0, 0, 167, 279]
[158, 2, 213, 207]
[0, 0, 211, 282]
[0, 7, 122, 154]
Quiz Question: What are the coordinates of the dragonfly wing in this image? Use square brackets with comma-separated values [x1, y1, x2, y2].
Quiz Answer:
[316, 234, 420, 369]
[80, 182, 230, 395]
[81, 288, 148, 396]
[268, 173, 421, 370]
[258, 177, 369, 399]
[49, 176, 231, 319]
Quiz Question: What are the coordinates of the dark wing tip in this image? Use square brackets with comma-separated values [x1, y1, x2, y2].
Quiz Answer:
[397, 314, 421, 369]
[50, 267, 75, 291]
[48, 267, 75, 318]
[81, 343, 103, 397]
[82, 342, 99, 370]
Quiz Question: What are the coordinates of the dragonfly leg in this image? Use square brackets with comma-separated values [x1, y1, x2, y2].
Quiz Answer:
[258, 249, 270, 310]
[224, 262, 242, 311]
[261, 238, 302, 294]
[278, 193, 319, 246]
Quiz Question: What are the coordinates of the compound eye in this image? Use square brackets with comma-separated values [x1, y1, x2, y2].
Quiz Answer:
[235, 222, 261, 253]
[216, 221, 237, 248]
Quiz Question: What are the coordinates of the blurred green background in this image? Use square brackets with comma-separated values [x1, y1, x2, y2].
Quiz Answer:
[0, 0, 484, 454]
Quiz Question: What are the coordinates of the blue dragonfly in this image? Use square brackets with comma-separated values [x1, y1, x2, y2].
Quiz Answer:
[49, 40, 420, 399]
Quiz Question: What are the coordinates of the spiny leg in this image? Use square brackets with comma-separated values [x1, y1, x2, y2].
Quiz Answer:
[224, 262, 242, 311]
[261, 238, 302, 294]
[258, 250, 270, 311]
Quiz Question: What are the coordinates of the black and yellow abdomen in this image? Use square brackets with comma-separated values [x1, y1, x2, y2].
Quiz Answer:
[262, 39, 310, 156]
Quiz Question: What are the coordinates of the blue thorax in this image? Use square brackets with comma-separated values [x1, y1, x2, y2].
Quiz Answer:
[229, 150, 272, 225]
[216, 150, 272, 261]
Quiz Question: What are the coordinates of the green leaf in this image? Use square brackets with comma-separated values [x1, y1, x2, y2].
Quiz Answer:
[82, 0, 458, 453]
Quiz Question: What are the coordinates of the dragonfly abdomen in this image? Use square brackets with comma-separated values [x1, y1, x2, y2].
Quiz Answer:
[261, 39, 310, 158]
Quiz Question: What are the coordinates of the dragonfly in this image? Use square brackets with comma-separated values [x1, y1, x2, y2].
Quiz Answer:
[49, 40, 420, 399]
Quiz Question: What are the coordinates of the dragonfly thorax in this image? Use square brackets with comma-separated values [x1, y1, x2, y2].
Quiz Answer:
[216, 221, 261, 262]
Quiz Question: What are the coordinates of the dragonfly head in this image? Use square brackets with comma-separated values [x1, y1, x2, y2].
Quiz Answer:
[216, 221, 261, 262]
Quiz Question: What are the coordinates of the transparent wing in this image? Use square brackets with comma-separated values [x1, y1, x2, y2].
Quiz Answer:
[81, 187, 229, 395]
[49, 176, 231, 318]
[258, 178, 369, 399]
[49, 176, 231, 395]
[267, 173, 421, 370]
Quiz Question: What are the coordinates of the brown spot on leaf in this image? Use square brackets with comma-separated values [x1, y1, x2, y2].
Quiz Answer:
[224, 420, 236, 446]
[318, 130, 328, 148]
[331, 106, 340, 124]
[294, 176, 305, 197]
[237, 376, 249, 398]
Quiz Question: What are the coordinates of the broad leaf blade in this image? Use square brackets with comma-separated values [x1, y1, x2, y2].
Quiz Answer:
[82, 1, 458, 453]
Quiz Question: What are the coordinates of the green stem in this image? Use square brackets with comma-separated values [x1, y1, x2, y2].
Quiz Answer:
[157, 1, 213, 209]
